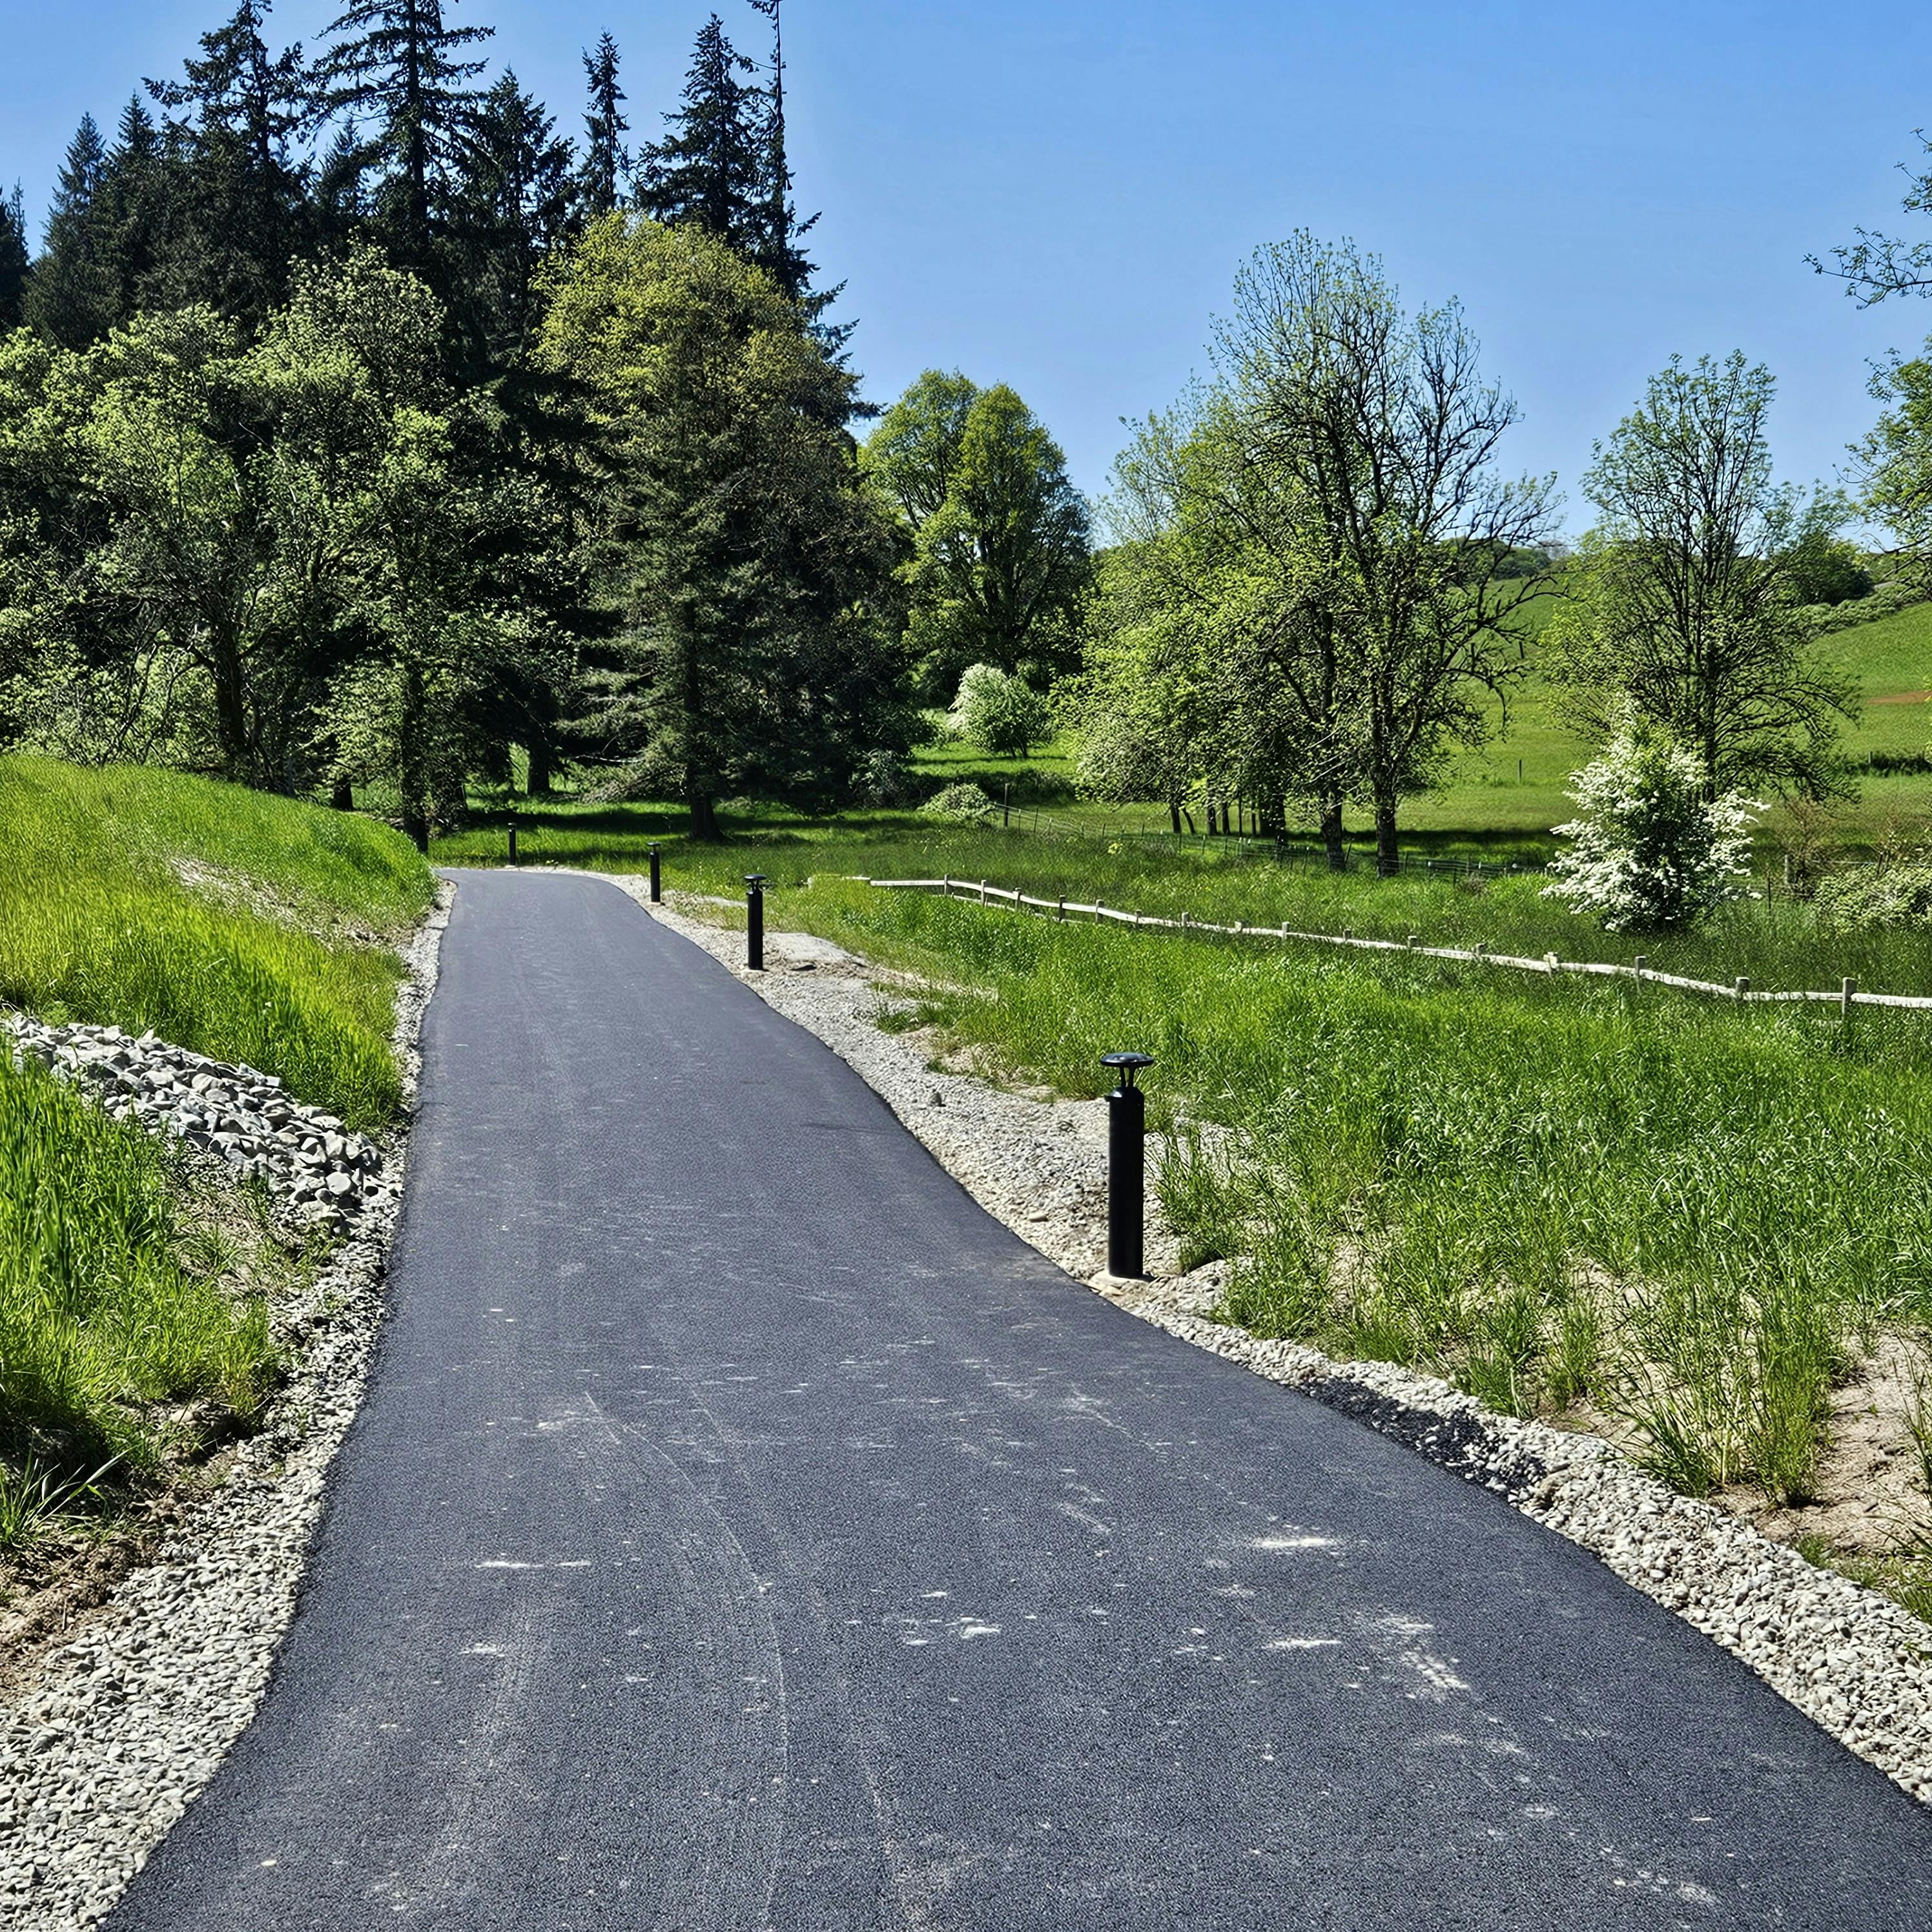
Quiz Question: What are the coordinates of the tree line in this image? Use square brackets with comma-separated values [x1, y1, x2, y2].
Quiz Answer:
[1075, 174, 1932, 872]
[0, 1, 1091, 848]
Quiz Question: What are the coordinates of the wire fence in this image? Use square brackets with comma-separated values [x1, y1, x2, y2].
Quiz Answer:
[862, 876, 1932, 1013]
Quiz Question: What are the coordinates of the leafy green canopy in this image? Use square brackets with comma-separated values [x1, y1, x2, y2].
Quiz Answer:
[863, 369, 1092, 699]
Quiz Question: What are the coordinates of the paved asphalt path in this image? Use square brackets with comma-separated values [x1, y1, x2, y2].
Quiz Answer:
[113, 869, 1932, 1930]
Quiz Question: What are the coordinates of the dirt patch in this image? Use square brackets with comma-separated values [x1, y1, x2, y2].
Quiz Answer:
[1869, 690, 1930, 706]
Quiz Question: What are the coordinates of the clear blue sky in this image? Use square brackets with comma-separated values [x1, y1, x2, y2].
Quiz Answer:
[5, 1, 1931, 529]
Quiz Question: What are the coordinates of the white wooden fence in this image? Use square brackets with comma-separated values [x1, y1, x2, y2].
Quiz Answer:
[861, 876, 1932, 1013]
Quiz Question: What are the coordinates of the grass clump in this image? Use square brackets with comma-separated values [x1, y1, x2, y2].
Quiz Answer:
[0, 1053, 277, 1550]
[0, 755, 433, 1128]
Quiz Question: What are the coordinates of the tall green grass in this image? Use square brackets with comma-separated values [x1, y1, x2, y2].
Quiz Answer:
[770, 881, 1932, 1506]
[1, 756, 433, 1128]
[0, 1054, 272, 1470]
[0, 756, 433, 1553]
[436, 796, 1932, 997]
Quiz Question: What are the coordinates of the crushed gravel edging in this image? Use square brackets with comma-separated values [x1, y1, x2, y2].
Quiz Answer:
[622, 878, 1932, 1809]
[0, 883, 453, 1932]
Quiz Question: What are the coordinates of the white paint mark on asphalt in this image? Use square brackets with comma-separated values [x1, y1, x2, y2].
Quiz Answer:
[1266, 1638, 1341, 1652]
[1250, 1532, 1337, 1551]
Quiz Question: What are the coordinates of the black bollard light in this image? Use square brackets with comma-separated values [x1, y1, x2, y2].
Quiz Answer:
[746, 874, 766, 971]
[648, 842, 662, 904]
[507, 811, 518, 866]
[1101, 1051, 1155, 1279]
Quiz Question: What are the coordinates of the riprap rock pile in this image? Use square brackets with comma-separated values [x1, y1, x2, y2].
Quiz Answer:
[3, 1016, 393, 1233]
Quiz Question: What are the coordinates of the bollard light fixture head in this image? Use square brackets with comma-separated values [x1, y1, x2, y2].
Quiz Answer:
[745, 873, 767, 888]
[1101, 1050, 1155, 1089]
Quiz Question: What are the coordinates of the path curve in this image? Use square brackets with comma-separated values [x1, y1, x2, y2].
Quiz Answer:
[110, 869, 1932, 1930]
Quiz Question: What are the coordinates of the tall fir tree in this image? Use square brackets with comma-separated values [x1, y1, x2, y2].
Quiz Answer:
[453, 72, 575, 361]
[0, 184, 32, 329]
[576, 32, 628, 220]
[25, 114, 114, 346]
[320, 0, 493, 269]
[149, 0, 316, 328]
[746, 0, 847, 349]
[635, 15, 764, 251]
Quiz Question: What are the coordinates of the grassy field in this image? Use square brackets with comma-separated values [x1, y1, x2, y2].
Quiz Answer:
[882, 594, 1932, 859]
[756, 883, 1932, 1510]
[0, 757, 434, 1558]
[436, 799, 1932, 997]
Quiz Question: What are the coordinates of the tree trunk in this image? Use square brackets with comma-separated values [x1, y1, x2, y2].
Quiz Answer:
[1168, 797, 1182, 836]
[1206, 799, 1218, 838]
[688, 790, 720, 841]
[1320, 797, 1346, 871]
[398, 655, 430, 854]
[526, 737, 553, 798]
[1374, 790, 1399, 878]
[331, 775, 353, 812]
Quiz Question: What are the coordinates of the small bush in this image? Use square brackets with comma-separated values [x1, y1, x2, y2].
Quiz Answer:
[920, 781, 997, 823]
[1813, 863, 1932, 934]
[1544, 721, 1758, 932]
[947, 664, 1050, 758]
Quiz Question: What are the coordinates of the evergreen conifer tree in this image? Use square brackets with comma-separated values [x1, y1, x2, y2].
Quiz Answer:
[25, 114, 114, 346]
[576, 32, 628, 220]
[320, 0, 493, 268]
[149, 0, 316, 327]
[453, 72, 575, 360]
[635, 15, 764, 251]
[0, 184, 28, 327]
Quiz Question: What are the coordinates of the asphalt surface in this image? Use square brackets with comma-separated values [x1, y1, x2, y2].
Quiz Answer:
[112, 868, 1932, 1930]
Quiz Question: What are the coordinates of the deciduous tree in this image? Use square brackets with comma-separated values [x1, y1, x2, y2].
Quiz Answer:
[1550, 353, 1856, 801]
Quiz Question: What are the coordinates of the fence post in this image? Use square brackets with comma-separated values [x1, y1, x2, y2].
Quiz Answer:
[1003, 783, 1011, 828]
[980, 879, 989, 905]
[1407, 934, 1419, 949]
[1633, 955, 1647, 980]
[1843, 976, 1857, 1019]
[1101, 1052, 1155, 1279]
[648, 842, 661, 903]
[745, 875, 766, 971]
[1058, 896, 1065, 921]
[1734, 976, 1750, 999]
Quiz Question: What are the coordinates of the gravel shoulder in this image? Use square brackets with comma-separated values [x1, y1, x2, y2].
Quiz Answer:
[624, 878, 1932, 1810]
[0, 885, 453, 1932]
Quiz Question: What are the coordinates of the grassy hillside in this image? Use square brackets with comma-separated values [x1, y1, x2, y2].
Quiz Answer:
[1, 758, 434, 1557]
[1, 757, 433, 1127]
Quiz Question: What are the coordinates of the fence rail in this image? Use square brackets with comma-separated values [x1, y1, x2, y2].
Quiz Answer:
[861, 876, 1932, 1012]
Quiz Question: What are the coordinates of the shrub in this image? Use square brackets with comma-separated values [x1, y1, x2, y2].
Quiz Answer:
[947, 663, 1050, 757]
[920, 781, 996, 823]
[1544, 720, 1759, 932]
[1813, 863, 1932, 934]
[856, 748, 914, 807]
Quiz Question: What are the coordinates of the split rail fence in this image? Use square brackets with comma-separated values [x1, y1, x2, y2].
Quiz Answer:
[861, 876, 1932, 1014]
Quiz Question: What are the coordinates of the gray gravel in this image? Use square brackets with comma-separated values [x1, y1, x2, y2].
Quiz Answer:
[0, 886, 451, 1932]
[630, 879, 1932, 1811]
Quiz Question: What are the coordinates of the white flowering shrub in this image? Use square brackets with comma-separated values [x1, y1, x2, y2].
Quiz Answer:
[947, 663, 1051, 757]
[919, 781, 996, 823]
[1544, 723, 1760, 932]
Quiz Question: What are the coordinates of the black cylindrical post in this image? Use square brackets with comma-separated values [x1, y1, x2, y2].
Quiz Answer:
[507, 812, 518, 865]
[746, 874, 766, 971]
[1101, 1051, 1155, 1279]
[648, 842, 662, 903]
